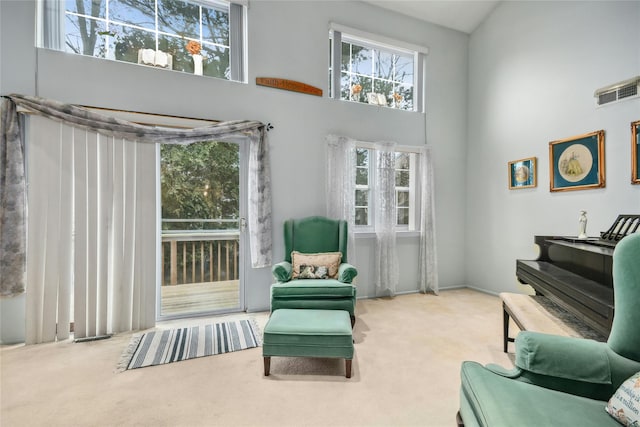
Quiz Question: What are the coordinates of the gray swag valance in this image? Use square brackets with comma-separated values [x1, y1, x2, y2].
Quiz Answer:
[0, 94, 273, 297]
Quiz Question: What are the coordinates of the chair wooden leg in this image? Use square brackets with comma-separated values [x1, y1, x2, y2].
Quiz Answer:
[264, 357, 271, 376]
[345, 359, 352, 378]
[350, 315, 355, 328]
[456, 411, 465, 427]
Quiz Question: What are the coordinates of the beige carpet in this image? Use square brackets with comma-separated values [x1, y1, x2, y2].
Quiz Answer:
[0, 289, 513, 427]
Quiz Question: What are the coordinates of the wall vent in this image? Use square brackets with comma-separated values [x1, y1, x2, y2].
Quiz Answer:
[594, 76, 640, 106]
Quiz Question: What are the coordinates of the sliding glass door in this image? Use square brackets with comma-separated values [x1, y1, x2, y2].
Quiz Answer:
[159, 140, 247, 319]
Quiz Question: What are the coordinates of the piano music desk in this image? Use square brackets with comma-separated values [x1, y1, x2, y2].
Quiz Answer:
[500, 292, 605, 353]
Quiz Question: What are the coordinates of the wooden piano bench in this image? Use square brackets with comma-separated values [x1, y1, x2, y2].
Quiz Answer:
[500, 292, 605, 353]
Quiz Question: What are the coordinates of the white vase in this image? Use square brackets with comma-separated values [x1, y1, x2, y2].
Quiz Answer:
[192, 54, 203, 75]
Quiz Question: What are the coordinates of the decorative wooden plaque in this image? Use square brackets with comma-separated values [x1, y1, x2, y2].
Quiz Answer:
[256, 77, 322, 97]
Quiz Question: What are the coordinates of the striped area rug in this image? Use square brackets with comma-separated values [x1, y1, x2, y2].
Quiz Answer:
[118, 319, 261, 371]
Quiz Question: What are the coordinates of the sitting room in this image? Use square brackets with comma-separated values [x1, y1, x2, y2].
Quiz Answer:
[1, 1, 639, 426]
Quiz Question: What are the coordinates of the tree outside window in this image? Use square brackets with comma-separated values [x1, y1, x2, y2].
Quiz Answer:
[339, 39, 414, 111]
[62, 0, 235, 79]
[161, 141, 239, 231]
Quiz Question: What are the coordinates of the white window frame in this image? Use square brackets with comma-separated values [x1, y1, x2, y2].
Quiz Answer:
[355, 147, 371, 228]
[329, 23, 428, 113]
[37, 0, 247, 82]
[354, 143, 421, 235]
[395, 151, 418, 231]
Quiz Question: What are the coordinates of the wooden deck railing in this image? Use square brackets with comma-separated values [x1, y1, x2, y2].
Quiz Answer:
[161, 230, 240, 286]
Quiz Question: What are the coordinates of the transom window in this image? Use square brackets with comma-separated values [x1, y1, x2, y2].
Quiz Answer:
[329, 24, 427, 112]
[39, 0, 245, 81]
[355, 146, 419, 230]
[340, 39, 414, 110]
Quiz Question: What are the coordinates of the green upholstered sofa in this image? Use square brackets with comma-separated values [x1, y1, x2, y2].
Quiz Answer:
[270, 216, 358, 324]
[458, 232, 640, 427]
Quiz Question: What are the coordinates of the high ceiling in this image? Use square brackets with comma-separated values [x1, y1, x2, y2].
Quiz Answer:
[363, 1, 501, 34]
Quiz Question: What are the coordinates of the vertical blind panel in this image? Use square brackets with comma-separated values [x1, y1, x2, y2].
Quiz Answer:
[119, 140, 137, 332]
[73, 127, 88, 340]
[132, 162, 142, 331]
[40, 121, 62, 342]
[25, 116, 158, 343]
[132, 141, 157, 330]
[84, 131, 99, 339]
[96, 134, 110, 337]
[25, 118, 74, 343]
[109, 139, 125, 332]
[56, 124, 74, 341]
[25, 116, 50, 343]
[137, 142, 157, 329]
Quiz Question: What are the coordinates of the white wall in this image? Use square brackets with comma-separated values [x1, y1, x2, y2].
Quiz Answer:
[0, 0, 469, 343]
[466, 1, 640, 295]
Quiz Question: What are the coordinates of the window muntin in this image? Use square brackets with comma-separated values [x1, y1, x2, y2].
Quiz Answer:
[355, 148, 370, 226]
[395, 152, 411, 226]
[48, 0, 242, 81]
[329, 26, 424, 112]
[354, 147, 419, 231]
[339, 38, 414, 111]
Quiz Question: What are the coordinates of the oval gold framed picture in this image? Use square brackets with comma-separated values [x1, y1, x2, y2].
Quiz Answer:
[549, 130, 605, 192]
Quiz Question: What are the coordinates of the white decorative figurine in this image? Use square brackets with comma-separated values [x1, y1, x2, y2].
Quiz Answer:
[578, 210, 588, 239]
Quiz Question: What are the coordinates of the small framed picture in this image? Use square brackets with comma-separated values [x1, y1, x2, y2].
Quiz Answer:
[549, 130, 605, 192]
[632, 120, 640, 185]
[508, 157, 537, 189]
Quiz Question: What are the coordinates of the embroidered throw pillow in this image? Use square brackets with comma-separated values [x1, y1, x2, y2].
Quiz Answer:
[605, 371, 640, 426]
[291, 251, 342, 280]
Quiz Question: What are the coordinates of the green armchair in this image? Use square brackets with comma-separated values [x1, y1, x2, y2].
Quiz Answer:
[458, 232, 640, 427]
[270, 216, 358, 325]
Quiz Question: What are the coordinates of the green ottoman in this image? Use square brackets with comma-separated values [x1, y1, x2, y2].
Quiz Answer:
[263, 309, 354, 378]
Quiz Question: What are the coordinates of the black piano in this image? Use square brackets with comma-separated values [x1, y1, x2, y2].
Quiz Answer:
[516, 215, 640, 338]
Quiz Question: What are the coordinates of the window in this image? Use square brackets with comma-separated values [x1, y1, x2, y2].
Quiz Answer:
[354, 146, 419, 231]
[395, 152, 413, 226]
[39, 0, 245, 81]
[329, 24, 427, 112]
[339, 39, 414, 110]
[355, 147, 370, 226]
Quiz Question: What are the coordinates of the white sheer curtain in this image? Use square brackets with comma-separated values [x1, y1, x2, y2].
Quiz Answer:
[325, 134, 356, 262]
[374, 142, 399, 296]
[326, 134, 437, 298]
[25, 116, 157, 344]
[419, 146, 439, 294]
